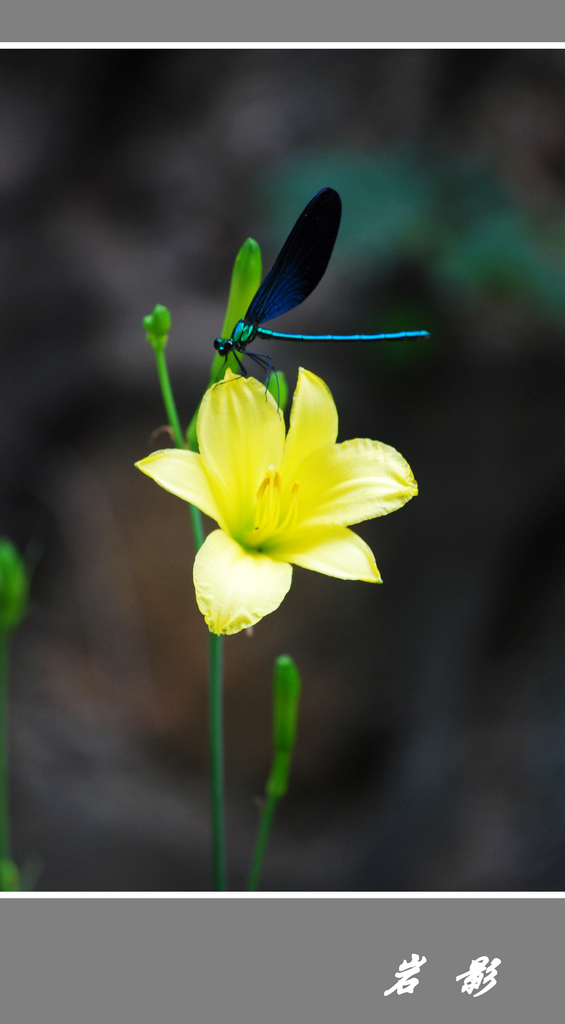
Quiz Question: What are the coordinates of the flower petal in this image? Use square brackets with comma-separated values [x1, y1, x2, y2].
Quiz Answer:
[194, 529, 293, 635]
[279, 368, 338, 485]
[135, 449, 224, 526]
[295, 438, 418, 526]
[197, 371, 285, 534]
[267, 524, 382, 582]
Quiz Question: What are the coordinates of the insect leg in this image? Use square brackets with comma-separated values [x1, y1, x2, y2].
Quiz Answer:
[213, 355, 229, 383]
[245, 351, 281, 408]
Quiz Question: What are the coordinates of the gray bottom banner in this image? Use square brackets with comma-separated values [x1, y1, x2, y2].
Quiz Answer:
[0, 897, 561, 1023]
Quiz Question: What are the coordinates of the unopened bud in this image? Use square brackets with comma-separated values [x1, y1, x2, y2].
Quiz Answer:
[143, 305, 172, 351]
[266, 655, 301, 799]
[0, 540, 28, 633]
[0, 858, 20, 891]
[267, 370, 288, 413]
[220, 238, 262, 342]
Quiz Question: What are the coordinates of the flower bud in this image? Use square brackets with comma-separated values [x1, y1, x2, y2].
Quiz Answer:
[0, 858, 20, 891]
[266, 655, 301, 799]
[220, 238, 262, 342]
[143, 305, 172, 351]
[208, 238, 264, 387]
[0, 539, 28, 633]
[267, 370, 288, 413]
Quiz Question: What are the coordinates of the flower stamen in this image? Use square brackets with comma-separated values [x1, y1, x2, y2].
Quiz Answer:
[276, 480, 300, 535]
[252, 469, 299, 546]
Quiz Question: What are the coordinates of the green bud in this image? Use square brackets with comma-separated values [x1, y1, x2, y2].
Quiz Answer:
[0, 858, 20, 892]
[272, 655, 301, 751]
[143, 304, 172, 351]
[207, 238, 263, 390]
[219, 238, 262, 343]
[267, 370, 288, 413]
[266, 751, 293, 800]
[266, 655, 301, 799]
[0, 540, 28, 633]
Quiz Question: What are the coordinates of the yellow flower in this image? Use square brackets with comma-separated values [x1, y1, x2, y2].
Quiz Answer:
[136, 368, 417, 635]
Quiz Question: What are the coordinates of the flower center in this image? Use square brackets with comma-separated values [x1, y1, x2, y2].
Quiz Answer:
[250, 464, 299, 548]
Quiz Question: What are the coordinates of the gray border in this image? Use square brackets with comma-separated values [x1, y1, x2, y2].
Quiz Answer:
[0, 897, 562, 1023]
[0, 7, 564, 44]
[0, 30, 562, 1024]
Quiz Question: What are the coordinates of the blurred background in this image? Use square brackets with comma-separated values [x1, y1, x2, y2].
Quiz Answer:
[3, 48, 565, 890]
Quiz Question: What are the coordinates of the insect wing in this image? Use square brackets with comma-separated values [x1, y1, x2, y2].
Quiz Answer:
[244, 187, 342, 327]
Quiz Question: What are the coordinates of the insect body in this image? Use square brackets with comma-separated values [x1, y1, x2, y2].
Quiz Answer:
[214, 187, 429, 379]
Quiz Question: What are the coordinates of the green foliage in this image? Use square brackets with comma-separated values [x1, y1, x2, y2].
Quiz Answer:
[267, 151, 436, 272]
[266, 148, 565, 336]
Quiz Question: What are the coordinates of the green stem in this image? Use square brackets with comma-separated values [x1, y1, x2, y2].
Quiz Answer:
[0, 629, 10, 863]
[154, 346, 184, 449]
[153, 347, 205, 551]
[208, 631, 227, 890]
[189, 504, 205, 553]
[248, 794, 279, 891]
[153, 344, 226, 889]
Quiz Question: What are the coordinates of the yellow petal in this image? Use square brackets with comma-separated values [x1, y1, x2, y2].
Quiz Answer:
[279, 368, 338, 485]
[197, 371, 285, 535]
[295, 438, 418, 526]
[135, 449, 224, 526]
[193, 529, 293, 635]
[267, 524, 382, 582]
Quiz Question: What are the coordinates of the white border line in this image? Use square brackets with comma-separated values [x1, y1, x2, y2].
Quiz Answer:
[1, 34, 560, 905]
[3, 890, 565, 898]
[0, 42, 565, 49]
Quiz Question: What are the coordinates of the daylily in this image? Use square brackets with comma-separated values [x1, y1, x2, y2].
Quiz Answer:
[136, 368, 417, 635]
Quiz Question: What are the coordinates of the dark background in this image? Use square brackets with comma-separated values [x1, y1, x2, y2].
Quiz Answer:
[4, 49, 565, 891]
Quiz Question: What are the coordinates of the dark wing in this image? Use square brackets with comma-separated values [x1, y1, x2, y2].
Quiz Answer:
[244, 187, 342, 326]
